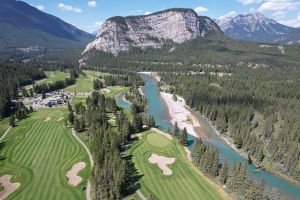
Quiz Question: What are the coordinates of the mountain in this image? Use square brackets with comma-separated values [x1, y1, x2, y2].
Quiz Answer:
[216, 12, 297, 44]
[82, 8, 222, 55]
[0, 0, 94, 49]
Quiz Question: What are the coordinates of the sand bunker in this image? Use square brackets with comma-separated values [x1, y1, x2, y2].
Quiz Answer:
[101, 88, 111, 94]
[44, 117, 51, 122]
[57, 117, 64, 121]
[148, 154, 175, 176]
[0, 175, 20, 200]
[66, 162, 86, 187]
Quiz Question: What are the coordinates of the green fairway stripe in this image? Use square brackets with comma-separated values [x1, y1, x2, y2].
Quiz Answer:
[11, 120, 43, 162]
[17, 121, 47, 165]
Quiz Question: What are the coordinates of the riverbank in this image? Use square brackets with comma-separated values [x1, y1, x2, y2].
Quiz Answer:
[138, 72, 161, 82]
[189, 108, 300, 187]
[160, 92, 202, 138]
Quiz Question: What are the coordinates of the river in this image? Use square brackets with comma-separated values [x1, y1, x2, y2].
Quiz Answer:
[116, 73, 300, 200]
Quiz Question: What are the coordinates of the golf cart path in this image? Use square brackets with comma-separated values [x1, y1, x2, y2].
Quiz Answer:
[0, 126, 12, 142]
[71, 129, 93, 200]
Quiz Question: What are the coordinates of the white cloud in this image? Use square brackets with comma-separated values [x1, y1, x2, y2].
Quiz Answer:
[258, 0, 300, 12]
[218, 11, 238, 19]
[87, 21, 104, 34]
[36, 5, 45, 11]
[145, 12, 152, 15]
[88, 1, 97, 8]
[238, 0, 263, 5]
[194, 6, 208, 14]
[249, 7, 256, 12]
[279, 13, 300, 27]
[272, 10, 286, 18]
[58, 3, 82, 13]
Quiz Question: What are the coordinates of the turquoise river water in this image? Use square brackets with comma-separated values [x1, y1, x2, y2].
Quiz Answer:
[115, 73, 300, 200]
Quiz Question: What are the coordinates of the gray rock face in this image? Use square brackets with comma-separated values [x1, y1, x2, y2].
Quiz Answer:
[83, 8, 221, 55]
[216, 12, 295, 44]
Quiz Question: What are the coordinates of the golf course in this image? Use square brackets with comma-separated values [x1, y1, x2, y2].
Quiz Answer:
[128, 130, 230, 200]
[0, 109, 90, 200]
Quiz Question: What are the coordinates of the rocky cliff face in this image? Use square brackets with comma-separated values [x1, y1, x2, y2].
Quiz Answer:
[216, 12, 295, 44]
[82, 8, 221, 55]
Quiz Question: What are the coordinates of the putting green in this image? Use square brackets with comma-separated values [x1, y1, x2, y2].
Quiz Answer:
[146, 133, 170, 148]
[0, 109, 90, 200]
[128, 131, 230, 200]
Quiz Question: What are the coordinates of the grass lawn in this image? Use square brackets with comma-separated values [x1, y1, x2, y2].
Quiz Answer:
[128, 130, 230, 200]
[39, 71, 69, 85]
[65, 70, 110, 93]
[0, 117, 10, 138]
[105, 86, 128, 98]
[71, 95, 88, 106]
[0, 108, 90, 200]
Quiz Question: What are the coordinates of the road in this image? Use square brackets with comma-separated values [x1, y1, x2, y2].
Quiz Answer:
[71, 129, 94, 200]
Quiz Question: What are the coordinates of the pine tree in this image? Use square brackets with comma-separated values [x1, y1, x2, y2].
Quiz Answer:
[219, 158, 229, 185]
[179, 127, 188, 146]
[211, 150, 219, 177]
[172, 122, 179, 137]
[68, 111, 75, 124]
[9, 115, 15, 127]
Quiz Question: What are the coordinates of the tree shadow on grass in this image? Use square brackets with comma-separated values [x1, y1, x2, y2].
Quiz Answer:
[122, 154, 144, 197]
[0, 142, 7, 165]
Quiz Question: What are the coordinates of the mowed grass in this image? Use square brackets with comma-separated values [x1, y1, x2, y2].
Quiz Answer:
[0, 117, 10, 137]
[128, 131, 230, 200]
[0, 109, 90, 200]
[39, 71, 69, 85]
[65, 70, 109, 93]
[71, 95, 88, 106]
[105, 86, 128, 98]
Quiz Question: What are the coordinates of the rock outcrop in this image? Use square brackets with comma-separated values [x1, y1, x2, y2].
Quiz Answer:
[82, 8, 221, 55]
[216, 12, 296, 44]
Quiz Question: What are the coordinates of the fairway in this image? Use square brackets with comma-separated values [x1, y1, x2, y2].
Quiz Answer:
[0, 109, 90, 200]
[0, 118, 9, 137]
[65, 70, 109, 93]
[128, 131, 229, 200]
[39, 71, 69, 85]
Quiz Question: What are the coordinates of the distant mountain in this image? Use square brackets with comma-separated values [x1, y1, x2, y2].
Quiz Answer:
[82, 8, 222, 55]
[216, 12, 298, 44]
[0, 0, 94, 49]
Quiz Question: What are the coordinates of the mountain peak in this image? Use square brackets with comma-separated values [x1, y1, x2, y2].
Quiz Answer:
[216, 12, 295, 43]
[83, 8, 222, 55]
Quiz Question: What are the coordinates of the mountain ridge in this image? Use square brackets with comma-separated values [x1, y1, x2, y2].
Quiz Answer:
[82, 8, 222, 55]
[216, 12, 300, 44]
[0, 0, 94, 49]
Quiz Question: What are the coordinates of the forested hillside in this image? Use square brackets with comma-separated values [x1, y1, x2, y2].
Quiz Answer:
[82, 37, 300, 183]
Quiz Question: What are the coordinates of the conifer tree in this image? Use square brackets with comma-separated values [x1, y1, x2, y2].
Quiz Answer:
[179, 127, 188, 146]
[219, 159, 229, 185]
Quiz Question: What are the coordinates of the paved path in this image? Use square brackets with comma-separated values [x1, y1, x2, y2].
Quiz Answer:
[136, 189, 147, 200]
[0, 126, 12, 142]
[71, 129, 94, 200]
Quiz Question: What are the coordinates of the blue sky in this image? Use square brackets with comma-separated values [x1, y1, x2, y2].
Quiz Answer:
[23, 0, 300, 33]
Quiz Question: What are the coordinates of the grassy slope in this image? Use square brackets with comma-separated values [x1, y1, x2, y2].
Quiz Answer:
[0, 109, 90, 200]
[65, 70, 108, 93]
[128, 131, 230, 200]
[0, 118, 9, 138]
